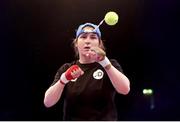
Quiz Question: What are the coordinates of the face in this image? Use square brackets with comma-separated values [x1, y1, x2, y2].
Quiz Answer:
[75, 26, 100, 57]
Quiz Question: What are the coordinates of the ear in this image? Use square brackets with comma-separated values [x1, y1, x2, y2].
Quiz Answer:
[75, 42, 78, 47]
[98, 40, 102, 48]
[77, 38, 81, 45]
[73, 39, 78, 47]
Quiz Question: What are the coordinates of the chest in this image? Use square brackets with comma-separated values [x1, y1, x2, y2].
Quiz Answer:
[65, 67, 107, 98]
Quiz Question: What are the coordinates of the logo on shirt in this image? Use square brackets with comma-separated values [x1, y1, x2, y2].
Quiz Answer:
[93, 69, 104, 80]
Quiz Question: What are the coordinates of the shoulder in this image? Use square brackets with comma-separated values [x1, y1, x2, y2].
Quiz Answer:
[109, 59, 120, 66]
[57, 60, 77, 72]
[53, 63, 72, 80]
[110, 59, 119, 64]
[109, 59, 123, 72]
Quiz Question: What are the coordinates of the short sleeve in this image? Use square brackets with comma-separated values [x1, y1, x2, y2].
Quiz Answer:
[110, 59, 123, 73]
[50, 63, 71, 86]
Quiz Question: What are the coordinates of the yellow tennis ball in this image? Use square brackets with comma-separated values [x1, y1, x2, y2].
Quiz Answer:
[104, 11, 119, 26]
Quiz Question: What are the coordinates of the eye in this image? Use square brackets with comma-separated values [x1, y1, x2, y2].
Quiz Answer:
[90, 36, 98, 40]
[79, 35, 87, 39]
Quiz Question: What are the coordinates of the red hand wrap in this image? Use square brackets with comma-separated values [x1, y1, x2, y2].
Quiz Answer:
[65, 65, 79, 80]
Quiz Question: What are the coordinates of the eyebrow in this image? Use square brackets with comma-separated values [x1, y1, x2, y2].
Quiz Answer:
[81, 33, 97, 36]
[90, 33, 98, 36]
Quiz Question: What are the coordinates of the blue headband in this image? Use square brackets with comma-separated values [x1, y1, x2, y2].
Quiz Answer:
[76, 23, 101, 38]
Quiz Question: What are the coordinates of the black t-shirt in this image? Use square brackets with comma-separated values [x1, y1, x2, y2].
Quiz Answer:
[52, 59, 123, 120]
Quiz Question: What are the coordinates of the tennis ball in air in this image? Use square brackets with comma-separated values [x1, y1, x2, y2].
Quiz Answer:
[104, 11, 119, 26]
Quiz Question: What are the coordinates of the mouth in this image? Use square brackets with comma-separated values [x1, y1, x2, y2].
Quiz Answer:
[83, 46, 91, 51]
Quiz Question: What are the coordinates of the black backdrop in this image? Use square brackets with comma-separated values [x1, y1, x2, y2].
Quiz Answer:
[0, 0, 180, 120]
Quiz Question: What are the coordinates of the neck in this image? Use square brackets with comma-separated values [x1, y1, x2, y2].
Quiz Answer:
[78, 54, 95, 64]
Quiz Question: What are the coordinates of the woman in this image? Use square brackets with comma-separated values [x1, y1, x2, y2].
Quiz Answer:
[44, 23, 130, 120]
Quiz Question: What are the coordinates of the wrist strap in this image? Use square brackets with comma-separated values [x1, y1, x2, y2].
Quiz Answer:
[60, 73, 69, 84]
[59, 80, 66, 85]
[98, 56, 111, 68]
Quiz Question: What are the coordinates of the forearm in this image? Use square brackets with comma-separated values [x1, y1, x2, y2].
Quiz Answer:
[105, 65, 130, 95]
[44, 80, 65, 108]
[44, 65, 83, 108]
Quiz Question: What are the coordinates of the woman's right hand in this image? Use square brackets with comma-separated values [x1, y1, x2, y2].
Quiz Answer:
[60, 65, 84, 84]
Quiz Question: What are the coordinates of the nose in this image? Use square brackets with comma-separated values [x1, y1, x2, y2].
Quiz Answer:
[84, 38, 91, 45]
[85, 41, 90, 45]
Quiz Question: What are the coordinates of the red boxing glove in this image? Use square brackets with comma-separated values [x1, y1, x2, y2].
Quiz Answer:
[60, 65, 84, 85]
[65, 65, 81, 80]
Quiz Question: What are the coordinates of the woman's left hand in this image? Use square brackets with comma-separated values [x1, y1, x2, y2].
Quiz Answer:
[86, 47, 106, 62]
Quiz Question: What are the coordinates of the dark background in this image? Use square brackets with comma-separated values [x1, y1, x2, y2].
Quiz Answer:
[0, 0, 180, 120]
